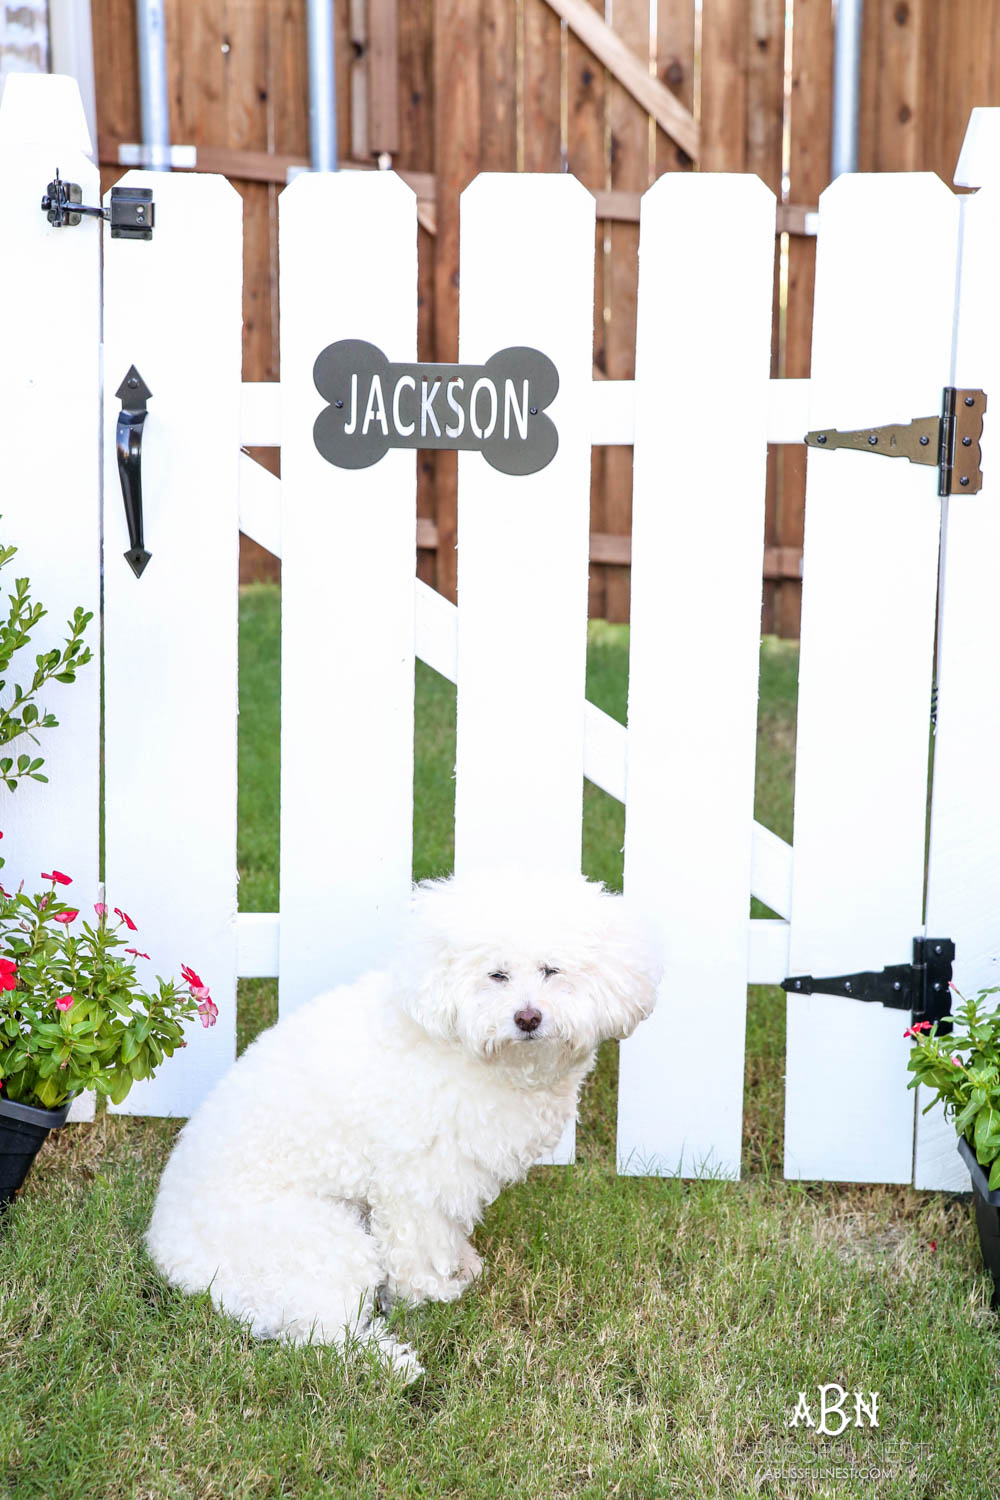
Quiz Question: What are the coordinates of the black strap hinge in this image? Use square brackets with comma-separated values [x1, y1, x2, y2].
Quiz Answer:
[41, 170, 154, 241]
[805, 389, 986, 496]
[782, 937, 954, 1034]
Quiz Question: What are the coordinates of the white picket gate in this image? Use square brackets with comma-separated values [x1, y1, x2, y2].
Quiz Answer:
[2, 72, 999, 1191]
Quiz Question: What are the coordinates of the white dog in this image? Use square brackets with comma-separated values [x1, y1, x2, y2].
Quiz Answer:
[146, 870, 660, 1377]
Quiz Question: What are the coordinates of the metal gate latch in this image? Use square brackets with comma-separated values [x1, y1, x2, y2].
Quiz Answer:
[782, 937, 955, 1033]
[41, 170, 154, 240]
[805, 388, 986, 496]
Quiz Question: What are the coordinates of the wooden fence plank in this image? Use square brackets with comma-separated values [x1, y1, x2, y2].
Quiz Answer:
[432, 0, 480, 603]
[783, 173, 959, 1183]
[104, 171, 243, 1118]
[455, 174, 595, 1162]
[603, 0, 650, 627]
[542, 0, 698, 158]
[618, 173, 775, 1178]
[565, 0, 608, 618]
[780, 0, 834, 640]
[0, 75, 102, 1125]
[917, 171, 1000, 1192]
[278, 171, 417, 1012]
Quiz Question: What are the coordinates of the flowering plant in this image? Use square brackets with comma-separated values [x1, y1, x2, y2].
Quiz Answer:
[906, 985, 1000, 1188]
[0, 869, 216, 1110]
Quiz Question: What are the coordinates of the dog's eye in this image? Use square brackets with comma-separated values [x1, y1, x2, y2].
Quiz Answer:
[541, 965, 560, 978]
[488, 971, 509, 983]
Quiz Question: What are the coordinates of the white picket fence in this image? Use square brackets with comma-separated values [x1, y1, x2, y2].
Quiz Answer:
[2, 72, 999, 1191]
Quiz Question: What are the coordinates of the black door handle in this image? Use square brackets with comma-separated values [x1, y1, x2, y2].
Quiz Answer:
[115, 366, 152, 577]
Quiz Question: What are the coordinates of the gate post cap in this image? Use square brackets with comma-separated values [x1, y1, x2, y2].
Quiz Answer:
[0, 73, 92, 157]
[955, 107, 1000, 190]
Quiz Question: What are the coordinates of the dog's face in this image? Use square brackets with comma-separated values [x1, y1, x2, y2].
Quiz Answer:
[396, 871, 661, 1068]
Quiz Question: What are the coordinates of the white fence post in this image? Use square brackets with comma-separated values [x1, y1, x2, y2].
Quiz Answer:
[0, 75, 101, 1124]
[784, 174, 960, 1183]
[278, 172, 417, 1014]
[918, 124, 1000, 1191]
[104, 171, 243, 1118]
[617, 173, 775, 1179]
[454, 174, 595, 1163]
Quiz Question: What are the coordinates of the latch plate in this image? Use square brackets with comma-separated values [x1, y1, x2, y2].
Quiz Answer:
[805, 388, 986, 496]
[41, 171, 155, 240]
[782, 936, 954, 1034]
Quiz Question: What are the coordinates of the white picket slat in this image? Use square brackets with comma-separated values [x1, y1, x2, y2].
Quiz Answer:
[617, 173, 775, 1179]
[917, 173, 1000, 1191]
[784, 174, 960, 1183]
[0, 77, 101, 1123]
[104, 171, 242, 1118]
[278, 172, 417, 1013]
[454, 174, 594, 1164]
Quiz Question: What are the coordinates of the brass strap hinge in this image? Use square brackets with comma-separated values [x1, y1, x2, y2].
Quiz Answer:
[804, 388, 986, 496]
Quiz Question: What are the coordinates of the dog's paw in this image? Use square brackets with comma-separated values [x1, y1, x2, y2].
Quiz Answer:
[457, 1240, 483, 1284]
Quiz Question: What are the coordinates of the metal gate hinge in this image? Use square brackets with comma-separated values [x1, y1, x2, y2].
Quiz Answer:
[782, 937, 955, 1033]
[805, 389, 986, 496]
[41, 170, 154, 240]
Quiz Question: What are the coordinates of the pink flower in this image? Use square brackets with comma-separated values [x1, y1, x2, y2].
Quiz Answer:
[197, 994, 218, 1028]
[94, 903, 107, 918]
[181, 964, 204, 989]
[0, 959, 17, 992]
[191, 984, 211, 1002]
[55, 995, 73, 1011]
[904, 1020, 933, 1038]
[41, 870, 72, 886]
[114, 907, 137, 931]
[125, 947, 150, 960]
[952, 1055, 963, 1066]
[53, 909, 79, 925]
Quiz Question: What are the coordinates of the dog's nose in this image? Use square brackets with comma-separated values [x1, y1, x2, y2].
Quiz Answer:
[514, 1007, 542, 1033]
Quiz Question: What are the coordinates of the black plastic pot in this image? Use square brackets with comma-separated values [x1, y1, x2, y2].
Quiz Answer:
[958, 1134, 1000, 1308]
[0, 1093, 73, 1211]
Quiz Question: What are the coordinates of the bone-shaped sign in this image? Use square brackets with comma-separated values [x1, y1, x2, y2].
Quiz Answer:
[312, 340, 559, 476]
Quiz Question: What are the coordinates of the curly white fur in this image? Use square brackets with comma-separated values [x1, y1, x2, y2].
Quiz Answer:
[146, 870, 661, 1378]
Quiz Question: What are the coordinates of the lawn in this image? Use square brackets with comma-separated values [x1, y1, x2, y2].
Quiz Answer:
[0, 583, 994, 1499]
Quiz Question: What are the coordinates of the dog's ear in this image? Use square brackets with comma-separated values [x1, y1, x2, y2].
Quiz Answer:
[588, 890, 663, 1041]
[392, 878, 464, 1042]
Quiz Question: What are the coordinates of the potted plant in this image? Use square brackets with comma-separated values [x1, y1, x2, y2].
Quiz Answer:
[0, 870, 216, 1210]
[906, 985, 1000, 1305]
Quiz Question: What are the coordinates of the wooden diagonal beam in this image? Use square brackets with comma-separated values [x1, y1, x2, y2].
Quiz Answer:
[541, 0, 699, 160]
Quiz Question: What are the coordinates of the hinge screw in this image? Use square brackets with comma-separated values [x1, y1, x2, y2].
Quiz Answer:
[530, 406, 538, 416]
[868, 434, 878, 445]
[893, 981, 902, 991]
[844, 981, 852, 991]
[935, 944, 943, 954]
[963, 435, 972, 446]
[961, 476, 970, 486]
[965, 396, 975, 406]
[920, 435, 929, 446]
[817, 433, 827, 444]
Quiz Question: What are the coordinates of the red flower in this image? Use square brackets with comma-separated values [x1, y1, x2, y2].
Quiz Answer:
[930, 1239, 937, 1251]
[125, 948, 150, 960]
[41, 870, 72, 886]
[904, 1020, 933, 1039]
[197, 994, 219, 1028]
[55, 995, 73, 1011]
[0, 958, 17, 992]
[114, 908, 137, 932]
[53, 909, 79, 925]
[181, 964, 204, 989]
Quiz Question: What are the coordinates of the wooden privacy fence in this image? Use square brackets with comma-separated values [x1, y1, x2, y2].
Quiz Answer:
[3, 73, 1000, 1192]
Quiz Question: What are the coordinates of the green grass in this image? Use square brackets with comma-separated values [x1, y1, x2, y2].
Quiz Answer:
[1, 586, 995, 1499]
